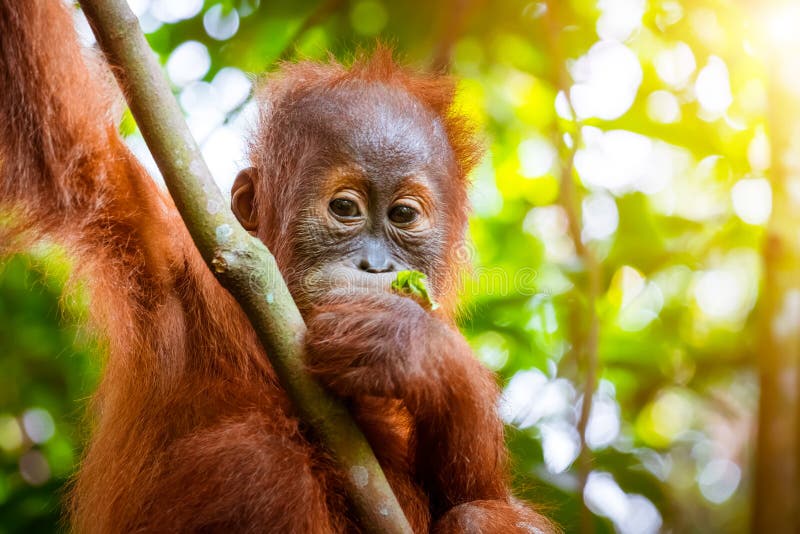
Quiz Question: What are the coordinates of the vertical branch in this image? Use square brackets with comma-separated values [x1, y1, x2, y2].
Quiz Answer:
[543, 2, 602, 533]
[751, 42, 800, 533]
[560, 121, 602, 534]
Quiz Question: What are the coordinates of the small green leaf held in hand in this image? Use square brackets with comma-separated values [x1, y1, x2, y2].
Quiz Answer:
[391, 270, 439, 310]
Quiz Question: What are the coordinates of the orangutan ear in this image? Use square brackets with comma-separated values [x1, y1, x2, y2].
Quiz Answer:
[231, 167, 258, 232]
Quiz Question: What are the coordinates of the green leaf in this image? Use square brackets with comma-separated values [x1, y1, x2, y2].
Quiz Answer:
[390, 270, 439, 310]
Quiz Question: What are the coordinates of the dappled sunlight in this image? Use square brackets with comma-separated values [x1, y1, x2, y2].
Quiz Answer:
[692, 249, 760, 325]
[581, 191, 619, 242]
[149, 0, 203, 24]
[731, 178, 772, 225]
[570, 41, 643, 121]
[500, 368, 576, 431]
[203, 4, 240, 41]
[166, 41, 211, 87]
[7, 0, 800, 531]
[609, 266, 664, 332]
[541, 421, 581, 474]
[697, 458, 741, 504]
[586, 381, 621, 449]
[646, 90, 682, 124]
[523, 205, 575, 264]
[518, 137, 557, 179]
[584, 472, 662, 534]
[695, 56, 733, 117]
[654, 42, 696, 89]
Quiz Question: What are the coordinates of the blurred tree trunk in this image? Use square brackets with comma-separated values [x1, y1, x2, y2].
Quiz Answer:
[541, 3, 602, 533]
[752, 49, 800, 534]
[427, 0, 485, 72]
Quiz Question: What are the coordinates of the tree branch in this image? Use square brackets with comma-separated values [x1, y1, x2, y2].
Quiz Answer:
[77, 1, 412, 532]
[542, 2, 602, 533]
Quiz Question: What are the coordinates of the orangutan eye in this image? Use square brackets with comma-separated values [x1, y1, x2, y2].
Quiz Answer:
[388, 204, 418, 225]
[329, 198, 360, 218]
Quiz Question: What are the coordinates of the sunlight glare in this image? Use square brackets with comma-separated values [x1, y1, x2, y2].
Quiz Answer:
[518, 137, 556, 178]
[473, 331, 510, 371]
[760, 4, 800, 47]
[150, 0, 203, 23]
[541, 421, 580, 474]
[202, 126, 247, 194]
[576, 128, 660, 194]
[179, 81, 217, 115]
[613, 266, 665, 331]
[125, 0, 150, 17]
[570, 41, 642, 120]
[596, 0, 645, 42]
[695, 56, 733, 116]
[212, 68, 252, 113]
[500, 369, 576, 430]
[747, 129, 771, 172]
[575, 129, 639, 191]
[585, 472, 663, 534]
[523, 206, 575, 263]
[655, 1, 683, 31]
[582, 192, 619, 241]
[694, 270, 745, 321]
[693, 250, 760, 323]
[731, 178, 772, 225]
[167, 41, 211, 87]
[204, 4, 240, 41]
[646, 90, 681, 124]
[586, 383, 621, 449]
[654, 42, 696, 89]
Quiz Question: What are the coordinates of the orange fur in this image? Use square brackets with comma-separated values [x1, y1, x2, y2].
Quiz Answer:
[0, 2, 555, 532]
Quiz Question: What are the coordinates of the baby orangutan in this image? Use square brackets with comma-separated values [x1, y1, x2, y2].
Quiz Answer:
[0, 1, 554, 532]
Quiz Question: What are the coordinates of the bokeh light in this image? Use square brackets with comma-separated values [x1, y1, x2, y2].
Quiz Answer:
[7, 0, 800, 531]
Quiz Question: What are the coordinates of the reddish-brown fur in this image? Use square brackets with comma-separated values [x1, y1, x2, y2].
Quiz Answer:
[0, 2, 555, 532]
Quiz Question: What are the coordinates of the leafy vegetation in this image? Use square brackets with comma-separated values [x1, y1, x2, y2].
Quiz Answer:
[391, 270, 439, 310]
[3, 0, 799, 532]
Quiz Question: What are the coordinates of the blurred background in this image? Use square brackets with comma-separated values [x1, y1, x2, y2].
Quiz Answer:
[2, 0, 800, 532]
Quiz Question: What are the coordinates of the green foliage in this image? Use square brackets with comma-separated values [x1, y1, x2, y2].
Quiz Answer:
[3, 0, 784, 531]
[391, 270, 439, 310]
[0, 252, 100, 533]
